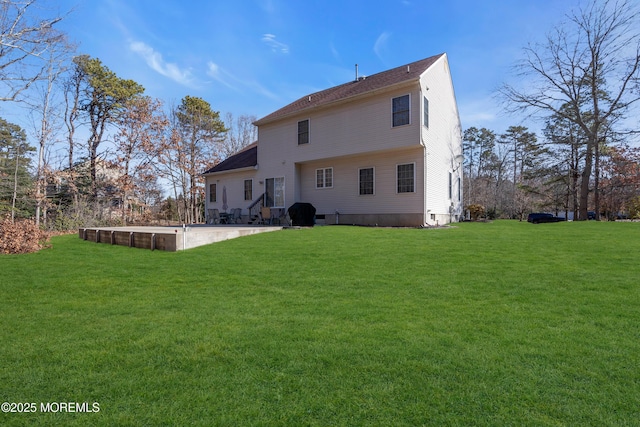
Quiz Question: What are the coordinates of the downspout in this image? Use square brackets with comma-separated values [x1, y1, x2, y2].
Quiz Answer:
[420, 89, 429, 227]
[423, 147, 429, 226]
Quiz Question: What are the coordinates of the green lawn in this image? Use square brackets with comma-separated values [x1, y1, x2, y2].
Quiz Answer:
[1, 221, 639, 426]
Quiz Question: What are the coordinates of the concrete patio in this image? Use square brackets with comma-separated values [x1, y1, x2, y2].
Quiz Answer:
[78, 224, 283, 251]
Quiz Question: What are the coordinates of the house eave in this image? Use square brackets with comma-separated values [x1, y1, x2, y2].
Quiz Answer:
[254, 78, 419, 126]
[202, 165, 258, 177]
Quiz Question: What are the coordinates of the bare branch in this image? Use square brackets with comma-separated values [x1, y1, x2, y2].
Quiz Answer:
[498, 0, 640, 220]
[0, 0, 67, 102]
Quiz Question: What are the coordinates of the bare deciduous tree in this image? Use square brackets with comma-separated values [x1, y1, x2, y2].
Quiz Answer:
[114, 96, 168, 223]
[0, 0, 65, 102]
[28, 34, 74, 226]
[501, 0, 640, 220]
[62, 52, 86, 208]
[222, 113, 257, 159]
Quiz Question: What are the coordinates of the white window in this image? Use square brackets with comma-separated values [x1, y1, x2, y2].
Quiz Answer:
[423, 96, 429, 128]
[298, 119, 309, 145]
[316, 168, 333, 189]
[244, 179, 252, 201]
[359, 167, 374, 195]
[265, 177, 285, 207]
[397, 163, 415, 193]
[392, 94, 410, 127]
[209, 183, 217, 203]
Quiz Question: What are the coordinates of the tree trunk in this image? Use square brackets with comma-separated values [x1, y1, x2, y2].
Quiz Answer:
[579, 138, 595, 220]
[35, 140, 44, 226]
[90, 135, 98, 200]
[572, 142, 579, 220]
[11, 145, 19, 223]
[594, 140, 601, 220]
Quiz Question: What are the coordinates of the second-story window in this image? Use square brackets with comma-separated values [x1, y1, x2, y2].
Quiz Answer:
[298, 119, 309, 145]
[423, 96, 429, 128]
[392, 94, 410, 127]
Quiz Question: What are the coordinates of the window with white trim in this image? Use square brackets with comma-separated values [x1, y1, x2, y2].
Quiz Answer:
[244, 179, 252, 201]
[316, 168, 333, 189]
[265, 177, 285, 207]
[359, 167, 374, 195]
[448, 172, 453, 199]
[392, 94, 410, 127]
[298, 119, 309, 145]
[423, 96, 429, 128]
[397, 163, 415, 193]
[209, 183, 217, 203]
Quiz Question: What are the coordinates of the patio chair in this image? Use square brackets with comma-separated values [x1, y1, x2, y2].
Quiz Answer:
[278, 208, 290, 226]
[270, 208, 284, 225]
[260, 207, 271, 225]
[209, 209, 221, 224]
[231, 208, 242, 224]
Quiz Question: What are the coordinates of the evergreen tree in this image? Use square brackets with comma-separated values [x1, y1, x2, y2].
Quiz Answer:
[0, 118, 35, 220]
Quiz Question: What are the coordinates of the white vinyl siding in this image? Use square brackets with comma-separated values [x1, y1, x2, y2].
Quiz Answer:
[298, 150, 424, 216]
[421, 56, 463, 224]
[256, 87, 419, 166]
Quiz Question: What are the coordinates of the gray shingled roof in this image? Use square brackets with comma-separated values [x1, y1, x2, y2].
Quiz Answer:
[203, 142, 257, 174]
[254, 53, 444, 126]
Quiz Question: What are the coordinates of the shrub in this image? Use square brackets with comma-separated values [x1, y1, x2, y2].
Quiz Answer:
[629, 196, 640, 220]
[0, 216, 51, 254]
[486, 207, 498, 220]
[467, 204, 486, 221]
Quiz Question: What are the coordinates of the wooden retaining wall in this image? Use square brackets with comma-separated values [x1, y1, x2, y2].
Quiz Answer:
[79, 228, 178, 252]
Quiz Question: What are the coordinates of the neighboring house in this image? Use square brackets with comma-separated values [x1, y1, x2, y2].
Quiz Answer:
[203, 53, 463, 226]
[47, 158, 149, 220]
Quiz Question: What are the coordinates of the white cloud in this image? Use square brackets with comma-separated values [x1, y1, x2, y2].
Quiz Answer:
[206, 60, 278, 100]
[374, 31, 392, 62]
[129, 41, 195, 87]
[329, 41, 341, 62]
[206, 61, 236, 89]
[261, 34, 290, 54]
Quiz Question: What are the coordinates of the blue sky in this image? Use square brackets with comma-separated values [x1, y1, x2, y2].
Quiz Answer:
[51, 0, 581, 133]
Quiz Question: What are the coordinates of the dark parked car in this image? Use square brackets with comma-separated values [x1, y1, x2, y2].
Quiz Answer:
[527, 213, 565, 224]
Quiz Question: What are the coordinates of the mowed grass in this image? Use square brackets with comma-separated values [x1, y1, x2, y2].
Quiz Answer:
[1, 221, 639, 426]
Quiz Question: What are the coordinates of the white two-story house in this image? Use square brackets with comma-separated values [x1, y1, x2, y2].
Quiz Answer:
[203, 53, 463, 226]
